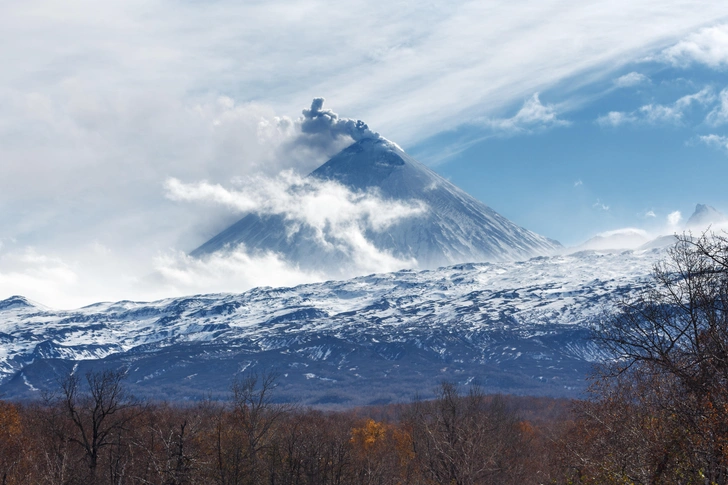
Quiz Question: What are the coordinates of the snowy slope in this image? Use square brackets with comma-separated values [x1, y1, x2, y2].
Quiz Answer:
[191, 138, 561, 269]
[0, 247, 662, 404]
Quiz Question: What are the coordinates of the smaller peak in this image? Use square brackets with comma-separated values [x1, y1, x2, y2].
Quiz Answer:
[694, 203, 709, 213]
[0, 295, 35, 311]
[686, 203, 727, 229]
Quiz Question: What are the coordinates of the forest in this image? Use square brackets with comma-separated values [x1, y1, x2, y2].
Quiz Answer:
[0, 233, 726, 485]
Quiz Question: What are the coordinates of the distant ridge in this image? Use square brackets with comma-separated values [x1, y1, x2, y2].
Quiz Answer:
[572, 228, 649, 252]
[192, 138, 561, 270]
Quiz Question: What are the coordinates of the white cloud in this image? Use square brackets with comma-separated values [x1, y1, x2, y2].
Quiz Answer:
[151, 249, 324, 296]
[656, 24, 728, 68]
[0, 248, 76, 284]
[0, 243, 317, 309]
[153, 235, 415, 296]
[593, 200, 610, 211]
[164, 171, 425, 278]
[614, 72, 650, 88]
[637, 104, 682, 124]
[165, 171, 426, 234]
[483, 93, 569, 133]
[597, 228, 648, 238]
[0, 167, 428, 308]
[597, 87, 714, 126]
[596, 111, 638, 127]
[644, 210, 656, 218]
[675, 87, 716, 108]
[668, 211, 682, 226]
[510, 94, 568, 127]
[0, 248, 78, 308]
[706, 88, 728, 126]
[697, 133, 728, 152]
[574, 179, 583, 187]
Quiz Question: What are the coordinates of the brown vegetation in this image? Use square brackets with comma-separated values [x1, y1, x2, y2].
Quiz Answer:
[0, 370, 570, 485]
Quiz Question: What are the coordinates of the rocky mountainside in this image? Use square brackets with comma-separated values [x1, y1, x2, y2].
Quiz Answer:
[191, 138, 561, 270]
[0, 246, 666, 406]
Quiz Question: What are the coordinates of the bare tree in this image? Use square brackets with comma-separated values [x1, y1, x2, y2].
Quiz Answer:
[134, 401, 211, 485]
[586, 232, 728, 483]
[55, 368, 140, 484]
[213, 370, 292, 485]
[598, 233, 728, 386]
[406, 382, 523, 485]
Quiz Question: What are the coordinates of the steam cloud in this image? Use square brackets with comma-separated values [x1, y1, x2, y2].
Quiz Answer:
[294, 98, 400, 153]
[161, 170, 427, 288]
[164, 171, 425, 235]
[301, 97, 379, 141]
[152, 98, 423, 293]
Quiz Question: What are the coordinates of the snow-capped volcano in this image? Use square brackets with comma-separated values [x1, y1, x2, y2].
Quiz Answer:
[192, 138, 561, 269]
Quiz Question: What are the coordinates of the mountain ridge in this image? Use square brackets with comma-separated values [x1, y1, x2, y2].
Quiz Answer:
[0, 247, 663, 405]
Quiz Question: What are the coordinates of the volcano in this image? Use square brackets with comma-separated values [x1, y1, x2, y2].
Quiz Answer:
[191, 137, 561, 269]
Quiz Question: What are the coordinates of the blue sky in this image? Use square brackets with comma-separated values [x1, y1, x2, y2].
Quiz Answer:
[418, 61, 728, 244]
[2, 0, 728, 306]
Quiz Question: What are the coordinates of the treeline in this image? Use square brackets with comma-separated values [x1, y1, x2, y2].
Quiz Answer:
[0, 370, 575, 485]
[1, 232, 727, 485]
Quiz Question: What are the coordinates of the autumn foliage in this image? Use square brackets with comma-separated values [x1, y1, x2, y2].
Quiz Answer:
[0, 371, 573, 485]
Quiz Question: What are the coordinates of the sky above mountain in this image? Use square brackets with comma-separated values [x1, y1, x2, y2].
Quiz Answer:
[2, 0, 728, 308]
